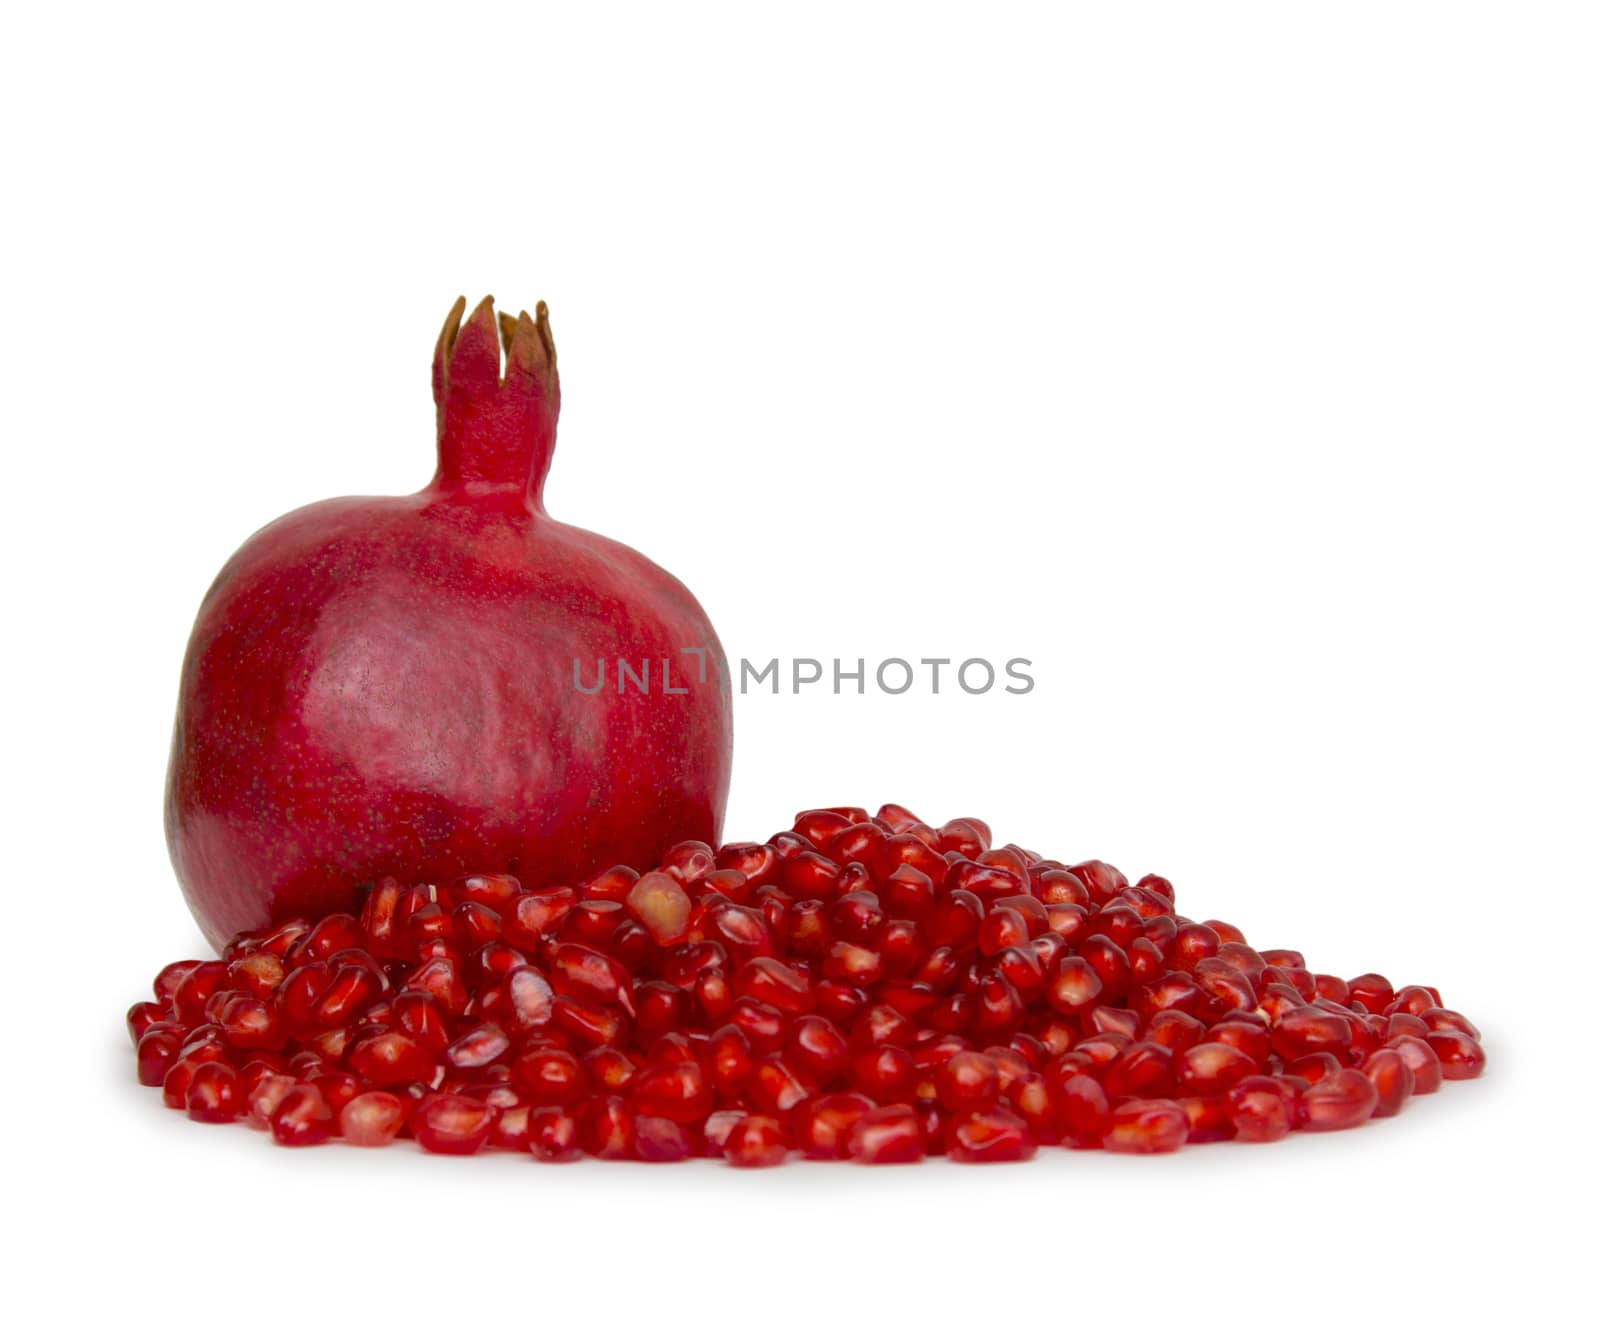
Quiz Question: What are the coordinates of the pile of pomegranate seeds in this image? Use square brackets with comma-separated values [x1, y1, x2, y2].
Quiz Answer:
[128, 805, 1485, 1163]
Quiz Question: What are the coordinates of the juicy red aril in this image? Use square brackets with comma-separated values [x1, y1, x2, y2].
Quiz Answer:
[185, 1062, 242, 1123]
[1179, 1093, 1234, 1143]
[1388, 1034, 1445, 1094]
[1054, 1074, 1112, 1147]
[130, 803, 1486, 1163]
[1426, 1030, 1487, 1080]
[1300, 1068, 1380, 1132]
[127, 1002, 169, 1042]
[526, 1106, 581, 1160]
[340, 1092, 407, 1146]
[948, 1106, 1037, 1162]
[411, 1094, 494, 1155]
[270, 1084, 335, 1146]
[1103, 1099, 1189, 1154]
[849, 1104, 926, 1163]
[723, 1114, 788, 1167]
[136, 1028, 185, 1086]
[1361, 1048, 1416, 1117]
[1226, 1077, 1296, 1143]
[1177, 1043, 1256, 1095]
[793, 1093, 874, 1159]
[633, 1115, 695, 1161]
[350, 1031, 435, 1086]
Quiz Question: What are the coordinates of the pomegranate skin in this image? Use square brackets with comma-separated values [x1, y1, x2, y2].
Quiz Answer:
[166, 297, 733, 948]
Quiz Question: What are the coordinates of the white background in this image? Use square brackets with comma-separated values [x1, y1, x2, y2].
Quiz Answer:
[3, 3, 1595, 1337]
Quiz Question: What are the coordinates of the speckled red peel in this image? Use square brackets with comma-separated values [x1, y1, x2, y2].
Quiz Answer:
[165, 297, 733, 949]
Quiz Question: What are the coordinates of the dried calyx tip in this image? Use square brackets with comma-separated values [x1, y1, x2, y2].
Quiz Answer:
[439, 295, 556, 389]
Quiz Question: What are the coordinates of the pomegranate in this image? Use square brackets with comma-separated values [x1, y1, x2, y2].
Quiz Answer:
[129, 802, 1487, 1164]
[166, 297, 733, 947]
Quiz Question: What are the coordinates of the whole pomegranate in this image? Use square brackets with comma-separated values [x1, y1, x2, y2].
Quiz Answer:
[166, 296, 733, 948]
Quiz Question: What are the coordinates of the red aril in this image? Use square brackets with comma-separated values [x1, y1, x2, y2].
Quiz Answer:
[1176, 1042, 1256, 1095]
[1103, 1099, 1189, 1154]
[411, 1094, 493, 1155]
[848, 1104, 926, 1164]
[723, 1114, 788, 1167]
[948, 1107, 1037, 1162]
[1388, 1034, 1445, 1094]
[185, 1062, 242, 1123]
[633, 1115, 696, 1162]
[1054, 1074, 1112, 1148]
[270, 1084, 335, 1146]
[792, 1093, 875, 1160]
[1226, 1077, 1295, 1143]
[527, 1107, 582, 1161]
[1300, 1068, 1380, 1132]
[1361, 1048, 1416, 1117]
[1426, 1030, 1487, 1080]
[340, 1092, 407, 1146]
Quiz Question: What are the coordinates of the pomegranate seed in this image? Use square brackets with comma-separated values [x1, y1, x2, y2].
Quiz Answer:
[171, 962, 229, 1026]
[623, 871, 692, 946]
[185, 1061, 242, 1122]
[723, 1114, 788, 1167]
[734, 957, 815, 1015]
[1047, 957, 1103, 1013]
[1054, 1074, 1111, 1147]
[792, 1092, 875, 1159]
[350, 1031, 436, 1086]
[1388, 1034, 1445, 1093]
[1178, 1093, 1233, 1143]
[412, 1094, 493, 1154]
[848, 1104, 926, 1163]
[136, 1027, 185, 1086]
[935, 1051, 1001, 1111]
[1426, 1029, 1487, 1080]
[519, 1106, 578, 1160]
[216, 996, 288, 1051]
[1361, 1048, 1416, 1117]
[848, 1044, 915, 1103]
[1177, 1042, 1256, 1095]
[784, 1015, 849, 1085]
[311, 1070, 363, 1118]
[751, 1057, 813, 1114]
[1300, 1068, 1380, 1132]
[948, 1107, 1037, 1162]
[244, 1074, 295, 1128]
[1272, 1007, 1353, 1061]
[633, 1115, 695, 1161]
[512, 1047, 587, 1106]
[1389, 985, 1441, 1015]
[1285, 1051, 1344, 1086]
[1420, 1006, 1479, 1040]
[1104, 1042, 1176, 1101]
[1007, 1072, 1057, 1140]
[1103, 1099, 1189, 1154]
[270, 1084, 335, 1146]
[1227, 1077, 1295, 1142]
[1346, 972, 1395, 1014]
[445, 1022, 511, 1070]
[573, 1095, 632, 1158]
[126, 1001, 170, 1043]
[330, 1092, 402, 1146]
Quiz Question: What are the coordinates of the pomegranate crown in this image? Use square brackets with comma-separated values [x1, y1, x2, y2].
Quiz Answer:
[430, 295, 561, 507]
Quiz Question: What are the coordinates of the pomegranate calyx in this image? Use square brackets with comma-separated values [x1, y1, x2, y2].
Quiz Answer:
[431, 295, 560, 506]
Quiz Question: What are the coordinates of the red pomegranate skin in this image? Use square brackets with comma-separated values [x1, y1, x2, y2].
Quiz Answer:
[166, 297, 732, 949]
